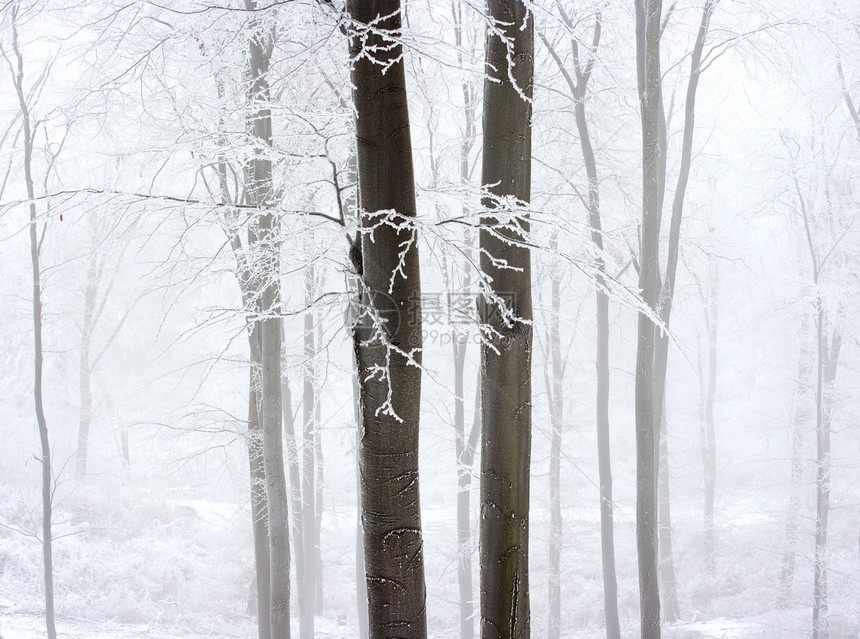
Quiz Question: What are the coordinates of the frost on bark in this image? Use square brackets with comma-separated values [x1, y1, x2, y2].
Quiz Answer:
[245, 2, 291, 637]
[4, 6, 57, 637]
[478, 2, 534, 638]
[347, 2, 427, 637]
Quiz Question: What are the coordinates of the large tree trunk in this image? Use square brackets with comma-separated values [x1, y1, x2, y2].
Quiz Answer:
[9, 9, 56, 638]
[634, 1, 667, 636]
[347, 3, 427, 637]
[246, 3, 291, 637]
[479, 3, 534, 638]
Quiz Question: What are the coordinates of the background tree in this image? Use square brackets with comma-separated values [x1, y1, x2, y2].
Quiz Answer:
[244, 2, 291, 637]
[1, 5, 59, 636]
[537, 8, 620, 637]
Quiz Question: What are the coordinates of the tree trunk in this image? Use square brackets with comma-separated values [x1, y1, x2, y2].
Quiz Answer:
[299, 264, 317, 639]
[453, 340, 478, 639]
[246, 3, 290, 637]
[313, 387, 324, 614]
[250, 327, 272, 639]
[76, 254, 98, 477]
[702, 262, 718, 572]
[545, 234, 563, 639]
[314, 303, 324, 614]
[479, 3, 534, 638]
[812, 318, 840, 639]
[353, 363, 369, 639]
[347, 3, 427, 637]
[9, 9, 56, 638]
[634, 1, 667, 636]
[777, 318, 812, 605]
[656, 404, 679, 622]
[282, 324, 305, 607]
[567, 15, 620, 635]
[451, 9, 478, 635]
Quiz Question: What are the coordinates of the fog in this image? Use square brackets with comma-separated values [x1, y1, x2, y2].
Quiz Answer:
[1, 1, 859, 638]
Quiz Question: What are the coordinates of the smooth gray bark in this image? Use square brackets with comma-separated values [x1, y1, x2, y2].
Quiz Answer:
[6, 9, 56, 637]
[777, 317, 811, 605]
[701, 261, 718, 572]
[538, 13, 619, 636]
[450, 8, 479, 636]
[479, 3, 534, 638]
[250, 328, 273, 639]
[544, 233, 563, 639]
[652, 1, 716, 622]
[634, 1, 666, 635]
[76, 250, 98, 477]
[795, 173, 841, 639]
[214, 73, 272, 639]
[347, 3, 427, 637]
[299, 264, 317, 639]
[245, 3, 291, 637]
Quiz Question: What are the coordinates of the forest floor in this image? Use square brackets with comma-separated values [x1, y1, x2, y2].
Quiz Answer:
[1, 483, 853, 639]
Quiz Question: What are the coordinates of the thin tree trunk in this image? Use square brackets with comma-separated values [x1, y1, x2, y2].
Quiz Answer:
[8, 9, 56, 638]
[214, 61, 278, 639]
[479, 3, 533, 638]
[634, 1, 667, 635]
[812, 319, 839, 639]
[538, 14, 619, 636]
[299, 264, 317, 639]
[777, 317, 812, 605]
[657, 405, 679, 622]
[313, 376, 324, 615]
[250, 327, 272, 639]
[76, 255, 98, 477]
[451, 8, 478, 635]
[453, 339, 478, 639]
[347, 3, 427, 637]
[645, 1, 717, 626]
[282, 323, 305, 603]
[545, 233, 563, 639]
[702, 262, 718, 572]
[836, 58, 860, 146]
[246, 3, 290, 637]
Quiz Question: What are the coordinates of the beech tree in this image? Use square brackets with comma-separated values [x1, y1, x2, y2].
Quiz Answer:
[347, 2, 427, 637]
[478, 2, 534, 638]
[537, 9, 620, 638]
[244, 2, 291, 637]
[634, 0, 718, 632]
[1, 5, 58, 637]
